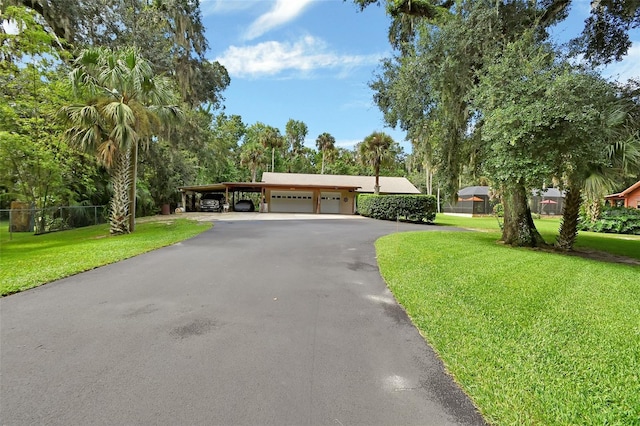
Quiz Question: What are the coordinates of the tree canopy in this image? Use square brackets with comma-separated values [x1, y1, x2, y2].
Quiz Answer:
[362, 0, 640, 247]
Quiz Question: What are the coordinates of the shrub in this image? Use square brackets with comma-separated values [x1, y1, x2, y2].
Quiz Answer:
[358, 194, 437, 223]
[578, 206, 640, 235]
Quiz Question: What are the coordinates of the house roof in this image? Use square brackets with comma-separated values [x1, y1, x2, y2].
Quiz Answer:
[622, 180, 640, 196]
[604, 180, 640, 199]
[458, 186, 490, 196]
[605, 180, 640, 199]
[262, 172, 421, 194]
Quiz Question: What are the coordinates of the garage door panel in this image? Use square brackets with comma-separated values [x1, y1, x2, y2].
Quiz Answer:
[270, 191, 314, 213]
[320, 192, 341, 214]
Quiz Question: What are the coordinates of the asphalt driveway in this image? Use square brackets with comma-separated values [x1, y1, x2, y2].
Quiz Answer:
[1, 218, 485, 425]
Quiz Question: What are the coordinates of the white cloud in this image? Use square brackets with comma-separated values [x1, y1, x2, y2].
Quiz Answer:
[601, 44, 640, 82]
[244, 0, 315, 40]
[215, 36, 382, 79]
[335, 139, 362, 149]
[200, 0, 258, 17]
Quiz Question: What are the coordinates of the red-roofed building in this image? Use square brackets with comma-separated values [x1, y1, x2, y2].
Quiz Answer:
[605, 180, 640, 209]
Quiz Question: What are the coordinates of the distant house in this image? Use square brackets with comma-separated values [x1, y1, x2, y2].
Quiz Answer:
[178, 172, 420, 215]
[605, 180, 640, 209]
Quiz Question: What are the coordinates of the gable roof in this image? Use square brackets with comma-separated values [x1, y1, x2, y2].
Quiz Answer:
[261, 172, 421, 194]
[606, 180, 640, 199]
[621, 180, 640, 196]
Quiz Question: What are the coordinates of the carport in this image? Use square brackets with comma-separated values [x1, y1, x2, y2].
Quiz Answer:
[178, 183, 265, 213]
[178, 184, 228, 212]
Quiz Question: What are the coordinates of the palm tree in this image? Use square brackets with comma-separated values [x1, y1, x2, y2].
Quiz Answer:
[285, 119, 308, 172]
[315, 132, 336, 174]
[61, 46, 180, 235]
[240, 142, 266, 182]
[358, 132, 395, 194]
[557, 95, 640, 249]
[259, 126, 284, 172]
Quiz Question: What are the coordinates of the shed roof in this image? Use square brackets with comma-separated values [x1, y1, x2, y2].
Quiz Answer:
[261, 172, 420, 194]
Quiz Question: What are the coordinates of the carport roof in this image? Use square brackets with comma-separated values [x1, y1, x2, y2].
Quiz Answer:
[178, 182, 361, 193]
[178, 183, 227, 192]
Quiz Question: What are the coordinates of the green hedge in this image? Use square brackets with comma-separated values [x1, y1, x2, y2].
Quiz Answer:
[579, 206, 640, 235]
[358, 194, 437, 223]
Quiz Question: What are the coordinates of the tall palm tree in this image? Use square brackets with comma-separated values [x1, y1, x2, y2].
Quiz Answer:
[61, 47, 180, 234]
[259, 126, 284, 172]
[240, 142, 266, 182]
[315, 132, 336, 174]
[557, 95, 640, 249]
[285, 119, 308, 172]
[358, 132, 395, 194]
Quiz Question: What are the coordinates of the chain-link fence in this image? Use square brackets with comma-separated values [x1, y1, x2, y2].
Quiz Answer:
[1, 205, 107, 236]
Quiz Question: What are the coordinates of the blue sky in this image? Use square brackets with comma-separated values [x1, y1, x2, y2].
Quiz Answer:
[200, 0, 640, 153]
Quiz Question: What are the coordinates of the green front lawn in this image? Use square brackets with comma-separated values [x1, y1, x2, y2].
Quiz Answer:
[0, 219, 211, 296]
[376, 230, 640, 425]
[435, 214, 640, 260]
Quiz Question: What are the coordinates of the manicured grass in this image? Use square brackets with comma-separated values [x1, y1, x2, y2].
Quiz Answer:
[376, 230, 640, 425]
[435, 214, 640, 260]
[0, 218, 211, 296]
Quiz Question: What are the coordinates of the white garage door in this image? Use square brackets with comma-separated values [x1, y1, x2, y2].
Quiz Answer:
[320, 192, 341, 214]
[270, 191, 314, 213]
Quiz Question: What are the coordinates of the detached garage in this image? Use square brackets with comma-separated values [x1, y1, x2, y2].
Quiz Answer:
[262, 173, 420, 215]
[179, 172, 420, 215]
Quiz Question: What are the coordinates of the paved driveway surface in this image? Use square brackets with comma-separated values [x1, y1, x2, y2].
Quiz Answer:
[1, 218, 484, 425]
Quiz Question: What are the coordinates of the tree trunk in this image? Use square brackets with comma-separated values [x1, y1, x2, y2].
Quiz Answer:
[128, 142, 138, 233]
[556, 184, 582, 250]
[374, 164, 380, 195]
[321, 151, 325, 174]
[584, 196, 602, 223]
[271, 147, 275, 172]
[110, 150, 131, 235]
[501, 182, 546, 247]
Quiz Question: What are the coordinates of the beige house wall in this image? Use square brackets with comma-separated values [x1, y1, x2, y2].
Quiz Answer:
[340, 191, 355, 214]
